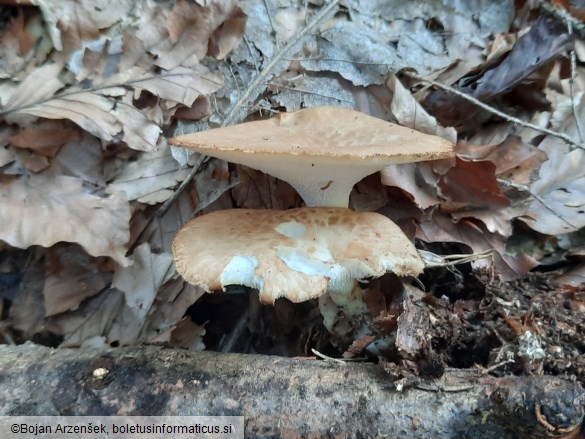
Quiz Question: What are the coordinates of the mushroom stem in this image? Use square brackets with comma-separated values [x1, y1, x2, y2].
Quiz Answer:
[205, 153, 390, 207]
[318, 281, 372, 343]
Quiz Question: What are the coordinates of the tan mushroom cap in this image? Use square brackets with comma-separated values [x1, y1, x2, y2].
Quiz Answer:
[169, 106, 454, 207]
[173, 207, 424, 304]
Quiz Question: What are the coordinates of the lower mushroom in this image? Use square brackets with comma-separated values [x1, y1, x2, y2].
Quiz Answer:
[173, 207, 423, 346]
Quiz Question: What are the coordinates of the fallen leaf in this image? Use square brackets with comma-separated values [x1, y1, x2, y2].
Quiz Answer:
[143, 279, 205, 344]
[439, 158, 510, 210]
[8, 252, 45, 335]
[110, 144, 192, 204]
[135, 0, 240, 70]
[417, 211, 538, 280]
[388, 74, 456, 143]
[46, 132, 105, 185]
[43, 244, 112, 316]
[168, 317, 206, 350]
[10, 120, 82, 156]
[0, 174, 131, 265]
[119, 65, 223, 107]
[3, 62, 64, 110]
[33, 0, 135, 51]
[47, 288, 124, 347]
[381, 163, 441, 209]
[207, 6, 247, 60]
[107, 243, 174, 345]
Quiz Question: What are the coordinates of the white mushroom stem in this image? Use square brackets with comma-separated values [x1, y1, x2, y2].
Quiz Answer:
[175, 152, 361, 207]
[209, 153, 414, 207]
[318, 281, 372, 340]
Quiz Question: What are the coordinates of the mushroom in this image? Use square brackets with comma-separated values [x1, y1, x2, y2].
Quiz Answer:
[170, 106, 455, 345]
[169, 106, 453, 207]
[173, 207, 423, 308]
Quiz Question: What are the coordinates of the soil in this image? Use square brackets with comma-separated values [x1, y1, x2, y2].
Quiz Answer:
[187, 267, 585, 386]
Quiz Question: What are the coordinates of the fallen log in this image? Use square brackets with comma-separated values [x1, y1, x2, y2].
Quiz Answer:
[0, 344, 583, 438]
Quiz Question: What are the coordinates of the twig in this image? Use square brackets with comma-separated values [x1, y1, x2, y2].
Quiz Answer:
[418, 249, 493, 268]
[566, 13, 585, 143]
[243, 36, 260, 75]
[482, 358, 515, 374]
[157, 154, 207, 217]
[161, 0, 341, 214]
[537, 1, 585, 38]
[222, 0, 340, 127]
[403, 71, 585, 152]
[262, 0, 279, 50]
[311, 348, 347, 365]
[497, 179, 577, 229]
[264, 82, 355, 105]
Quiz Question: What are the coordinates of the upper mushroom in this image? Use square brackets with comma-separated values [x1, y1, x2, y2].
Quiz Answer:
[172, 207, 424, 304]
[169, 106, 454, 207]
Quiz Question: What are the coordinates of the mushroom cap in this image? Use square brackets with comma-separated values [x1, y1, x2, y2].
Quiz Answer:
[169, 106, 454, 207]
[173, 207, 424, 304]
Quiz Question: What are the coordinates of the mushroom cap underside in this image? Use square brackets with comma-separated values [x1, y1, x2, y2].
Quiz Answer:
[173, 207, 424, 304]
[169, 106, 454, 162]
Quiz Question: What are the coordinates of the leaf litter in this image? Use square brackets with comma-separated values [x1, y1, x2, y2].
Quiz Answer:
[0, 0, 584, 387]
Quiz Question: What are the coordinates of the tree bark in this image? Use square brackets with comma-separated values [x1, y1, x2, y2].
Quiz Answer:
[0, 344, 583, 438]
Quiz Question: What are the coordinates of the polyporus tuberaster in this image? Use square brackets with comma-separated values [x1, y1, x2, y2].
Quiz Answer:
[169, 106, 453, 207]
[170, 106, 455, 345]
[173, 207, 423, 302]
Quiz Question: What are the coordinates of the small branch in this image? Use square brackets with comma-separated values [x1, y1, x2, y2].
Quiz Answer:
[157, 154, 207, 217]
[418, 249, 493, 268]
[497, 178, 577, 229]
[311, 348, 347, 365]
[537, 1, 585, 38]
[566, 14, 585, 143]
[403, 71, 585, 152]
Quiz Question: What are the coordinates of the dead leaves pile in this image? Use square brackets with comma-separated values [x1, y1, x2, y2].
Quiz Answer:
[0, 0, 584, 351]
[0, 0, 244, 347]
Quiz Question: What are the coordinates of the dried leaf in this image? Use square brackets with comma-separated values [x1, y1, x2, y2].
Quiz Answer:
[46, 133, 105, 184]
[3, 63, 64, 110]
[423, 13, 573, 128]
[48, 288, 124, 347]
[439, 158, 510, 210]
[43, 244, 112, 316]
[0, 174, 131, 265]
[458, 135, 547, 185]
[10, 120, 81, 155]
[5, 87, 161, 152]
[107, 243, 174, 345]
[381, 163, 441, 209]
[169, 317, 206, 350]
[521, 91, 585, 235]
[135, 0, 239, 70]
[207, 6, 247, 60]
[417, 211, 538, 280]
[143, 279, 205, 344]
[8, 253, 45, 335]
[270, 73, 356, 111]
[120, 65, 223, 107]
[110, 145, 192, 204]
[33, 0, 135, 51]
[12, 147, 50, 172]
[388, 74, 456, 143]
